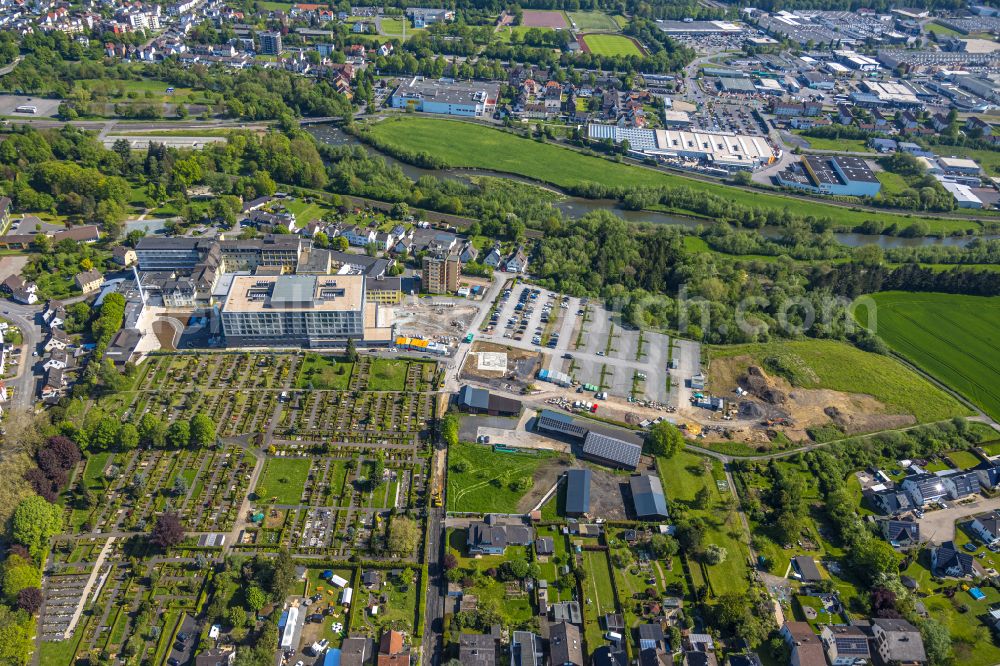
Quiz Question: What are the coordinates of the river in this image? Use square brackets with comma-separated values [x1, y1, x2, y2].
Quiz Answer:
[307, 124, 998, 250]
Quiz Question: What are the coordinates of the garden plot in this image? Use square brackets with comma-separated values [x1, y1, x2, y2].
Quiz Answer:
[75, 445, 252, 535]
[278, 388, 436, 443]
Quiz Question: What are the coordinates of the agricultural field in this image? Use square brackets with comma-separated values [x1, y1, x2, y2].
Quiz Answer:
[709, 339, 970, 424]
[447, 441, 566, 513]
[581, 33, 643, 56]
[855, 292, 1000, 421]
[566, 11, 620, 31]
[364, 117, 984, 235]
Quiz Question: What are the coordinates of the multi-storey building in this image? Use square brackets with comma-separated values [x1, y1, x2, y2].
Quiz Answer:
[220, 275, 390, 347]
[421, 251, 460, 294]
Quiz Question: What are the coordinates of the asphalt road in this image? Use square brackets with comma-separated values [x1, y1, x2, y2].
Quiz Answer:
[2, 301, 43, 411]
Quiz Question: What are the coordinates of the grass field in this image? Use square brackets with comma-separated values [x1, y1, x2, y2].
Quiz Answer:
[364, 117, 983, 235]
[794, 131, 874, 154]
[582, 33, 643, 56]
[297, 354, 353, 390]
[925, 21, 962, 37]
[447, 441, 562, 513]
[77, 78, 211, 105]
[657, 451, 749, 597]
[255, 458, 311, 504]
[580, 549, 618, 649]
[855, 292, 1000, 421]
[567, 11, 620, 31]
[876, 170, 913, 195]
[711, 339, 969, 423]
[380, 17, 406, 34]
[368, 358, 408, 391]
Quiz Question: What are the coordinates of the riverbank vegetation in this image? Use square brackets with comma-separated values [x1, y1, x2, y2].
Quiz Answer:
[357, 116, 992, 237]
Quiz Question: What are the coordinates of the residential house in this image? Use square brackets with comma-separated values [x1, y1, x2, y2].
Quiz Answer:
[900, 473, 947, 506]
[343, 226, 376, 247]
[791, 556, 822, 582]
[869, 488, 914, 515]
[535, 537, 554, 556]
[74, 269, 104, 294]
[550, 601, 582, 625]
[549, 621, 583, 666]
[43, 350, 70, 371]
[970, 511, 1000, 547]
[458, 632, 497, 666]
[682, 652, 719, 666]
[41, 367, 66, 400]
[458, 242, 479, 264]
[511, 631, 544, 666]
[483, 245, 503, 268]
[881, 518, 920, 548]
[341, 637, 374, 666]
[376, 630, 408, 666]
[44, 329, 71, 353]
[194, 648, 236, 666]
[1, 275, 37, 305]
[975, 459, 1000, 491]
[820, 625, 871, 666]
[638, 624, 667, 652]
[112, 245, 137, 267]
[467, 520, 508, 555]
[942, 470, 980, 499]
[931, 540, 985, 578]
[504, 246, 528, 273]
[930, 113, 951, 132]
[43, 300, 66, 329]
[870, 618, 926, 665]
[780, 622, 826, 666]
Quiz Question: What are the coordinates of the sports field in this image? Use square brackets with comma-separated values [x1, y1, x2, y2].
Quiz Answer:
[855, 292, 1000, 421]
[364, 117, 983, 235]
[581, 33, 643, 56]
[521, 9, 568, 28]
[567, 11, 619, 31]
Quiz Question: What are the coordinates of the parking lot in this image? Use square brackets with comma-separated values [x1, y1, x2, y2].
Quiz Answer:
[0, 94, 61, 118]
[479, 285, 676, 404]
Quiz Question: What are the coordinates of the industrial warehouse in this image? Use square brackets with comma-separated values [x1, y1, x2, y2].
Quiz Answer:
[588, 123, 778, 171]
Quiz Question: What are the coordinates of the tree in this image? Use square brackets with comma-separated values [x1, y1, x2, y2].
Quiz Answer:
[227, 606, 247, 629]
[852, 537, 901, 583]
[150, 513, 185, 549]
[0, 606, 33, 666]
[345, 337, 358, 363]
[16, 587, 43, 614]
[399, 567, 416, 590]
[645, 421, 684, 458]
[2, 556, 41, 601]
[269, 550, 295, 600]
[138, 413, 166, 448]
[441, 412, 459, 447]
[703, 544, 728, 565]
[370, 450, 386, 489]
[189, 413, 216, 448]
[245, 585, 267, 612]
[90, 416, 121, 450]
[118, 423, 139, 451]
[919, 618, 953, 665]
[650, 534, 679, 560]
[693, 486, 711, 509]
[166, 420, 190, 449]
[388, 516, 420, 556]
[443, 553, 458, 571]
[12, 495, 62, 559]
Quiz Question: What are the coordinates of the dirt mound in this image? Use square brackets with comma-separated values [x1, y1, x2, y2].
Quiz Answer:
[741, 366, 787, 405]
[738, 401, 766, 420]
[824, 404, 915, 434]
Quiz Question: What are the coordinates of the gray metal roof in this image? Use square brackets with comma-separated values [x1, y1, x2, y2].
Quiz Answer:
[566, 469, 591, 515]
[583, 431, 642, 469]
[630, 475, 668, 518]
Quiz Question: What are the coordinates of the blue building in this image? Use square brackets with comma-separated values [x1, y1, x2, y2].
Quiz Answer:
[390, 77, 499, 117]
[776, 156, 882, 197]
